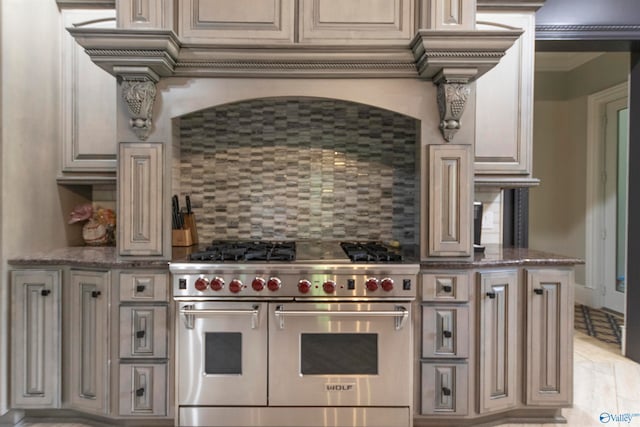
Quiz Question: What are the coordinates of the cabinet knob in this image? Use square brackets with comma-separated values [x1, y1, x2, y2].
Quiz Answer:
[40, 289, 51, 296]
[136, 330, 146, 339]
[442, 285, 452, 293]
[534, 288, 544, 295]
[485, 292, 496, 299]
[135, 387, 145, 397]
[136, 285, 146, 293]
[442, 387, 451, 396]
[443, 330, 453, 338]
[91, 291, 101, 298]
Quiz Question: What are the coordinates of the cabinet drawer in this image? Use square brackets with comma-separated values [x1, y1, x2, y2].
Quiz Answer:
[119, 272, 168, 302]
[119, 363, 167, 416]
[421, 362, 468, 415]
[119, 306, 167, 358]
[422, 273, 470, 302]
[422, 306, 469, 358]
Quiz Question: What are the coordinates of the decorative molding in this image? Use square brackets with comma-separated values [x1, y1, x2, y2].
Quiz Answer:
[436, 82, 471, 142]
[536, 24, 640, 40]
[121, 78, 157, 141]
[474, 176, 540, 187]
[477, 0, 545, 11]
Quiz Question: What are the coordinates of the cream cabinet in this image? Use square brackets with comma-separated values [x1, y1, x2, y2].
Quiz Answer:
[477, 269, 518, 414]
[67, 269, 111, 415]
[525, 268, 573, 406]
[60, 9, 117, 176]
[10, 270, 61, 409]
[474, 11, 535, 180]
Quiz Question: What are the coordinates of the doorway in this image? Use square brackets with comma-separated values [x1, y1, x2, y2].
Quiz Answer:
[586, 82, 629, 315]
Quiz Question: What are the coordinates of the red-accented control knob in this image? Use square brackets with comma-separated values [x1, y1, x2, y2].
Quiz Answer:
[298, 279, 312, 294]
[210, 277, 225, 291]
[381, 278, 394, 292]
[229, 279, 243, 293]
[365, 278, 379, 292]
[267, 277, 282, 292]
[194, 277, 209, 292]
[251, 277, 266, 291]
[323, 280, 336, 294]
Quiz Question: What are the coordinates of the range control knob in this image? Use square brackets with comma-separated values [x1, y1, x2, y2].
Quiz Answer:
[251, 277, 266, 291]
[229, 279, 243, 293]
[267, 277, 282, 292]
[298, 279, 312, 294]
[194, 277, 209, 292]
[210, 277, 225, 291]
[323, 280, 336, 294]
[381, 278, 394, 292]
[365, 278, 379, 292]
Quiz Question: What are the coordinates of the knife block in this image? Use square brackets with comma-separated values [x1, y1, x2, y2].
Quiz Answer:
[172, 229, 193, 247]
[182, 213, 199, 245]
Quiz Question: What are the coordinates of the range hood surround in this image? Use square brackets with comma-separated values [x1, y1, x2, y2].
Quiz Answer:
[69, 27, 521, 143]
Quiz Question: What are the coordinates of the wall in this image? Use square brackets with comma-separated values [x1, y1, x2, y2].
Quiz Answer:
[475, 188, 502, 246]
[0, 0, 91, 417]
[530, 52, 629, 302]
[177, 98, 418, 244]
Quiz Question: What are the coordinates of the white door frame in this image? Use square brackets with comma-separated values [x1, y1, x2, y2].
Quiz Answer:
[586, 81, 628, 310]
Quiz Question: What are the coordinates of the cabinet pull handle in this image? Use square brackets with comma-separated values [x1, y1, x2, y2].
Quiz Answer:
[442, 387, 451, 396]
[485, 292, 496, 299]
[135, 387, 145, 397]
[40, 289, 51, 296]
[136, 285, 146, 293]
[534, 288, 544, 295]
[91, 291, 101, 298]
[442, 285, 452, 293]
[136, 330, 146, 339]
[443, 330, 452, 338]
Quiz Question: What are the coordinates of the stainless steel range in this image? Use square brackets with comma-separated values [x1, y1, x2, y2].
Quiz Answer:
[170, 241, 419, 427]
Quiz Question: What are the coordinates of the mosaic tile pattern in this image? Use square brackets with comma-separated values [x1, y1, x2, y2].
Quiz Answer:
[178, 98, 418, 244]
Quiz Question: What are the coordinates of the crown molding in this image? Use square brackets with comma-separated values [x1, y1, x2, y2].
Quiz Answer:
[477, 0, 545, 11]
[536, 24, 640, 40]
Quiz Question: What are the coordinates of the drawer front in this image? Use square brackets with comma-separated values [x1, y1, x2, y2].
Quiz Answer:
[422, 273, 470, 302]
[119, 363, 167, 416]
[120, 306, 167, 358]
[422, 306, 469, 358]
[421, 362, 468, 415]
[120, 272, 168, 302]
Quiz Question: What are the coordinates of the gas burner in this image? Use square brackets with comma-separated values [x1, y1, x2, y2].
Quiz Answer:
[189, 241, 296, 262]
[340, 241, 403, 262]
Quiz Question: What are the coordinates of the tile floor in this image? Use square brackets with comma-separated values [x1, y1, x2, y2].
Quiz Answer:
[16, 331, 640, 427]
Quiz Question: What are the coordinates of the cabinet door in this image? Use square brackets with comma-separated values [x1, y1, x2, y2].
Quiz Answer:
[118, 363, 167, 416]
[11, 270, 61, 409]
[426, 145, 472, 258]
[475, 12, 534, 176]
[421, 362, 468, 415]
[61, 9, 117, 173]
[477, 270, 518, 413]
[68, 270, 110, 415]
[422, 306, 469, 358]
[525, 268, 573, 406]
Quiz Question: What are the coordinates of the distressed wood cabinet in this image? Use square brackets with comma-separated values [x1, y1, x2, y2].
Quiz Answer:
[525, 268, 573, 406]
[10, 270, 61, 409]
[60, 8, 117, 177]
[67, 269, 111, 415]
[477, 269, 518, 414]
[475, 10, 536, 182]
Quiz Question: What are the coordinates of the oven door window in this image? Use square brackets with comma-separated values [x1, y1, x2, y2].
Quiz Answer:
[204, 332, 242, 375]
[300, 333, 378, 375]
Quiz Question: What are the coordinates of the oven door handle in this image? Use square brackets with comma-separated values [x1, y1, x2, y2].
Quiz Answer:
[180, 305, 261, 329]
[274, 305, 409, 330]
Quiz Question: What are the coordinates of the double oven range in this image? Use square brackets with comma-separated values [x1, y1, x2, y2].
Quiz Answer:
[171, 241, 419, 427]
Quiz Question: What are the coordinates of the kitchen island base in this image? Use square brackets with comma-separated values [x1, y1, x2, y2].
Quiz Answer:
[179, 407, 410, 427]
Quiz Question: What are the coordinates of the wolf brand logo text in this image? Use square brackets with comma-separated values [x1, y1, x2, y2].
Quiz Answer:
[326, 384, 354, 392]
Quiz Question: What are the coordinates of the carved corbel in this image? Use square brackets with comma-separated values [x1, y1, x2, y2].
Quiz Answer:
[433, 69, 476, 142]
[121, 78, 157, 141]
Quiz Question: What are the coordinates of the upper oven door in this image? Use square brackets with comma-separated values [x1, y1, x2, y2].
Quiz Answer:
[269, 302, 412, 407]
[177, 301, 268, 406]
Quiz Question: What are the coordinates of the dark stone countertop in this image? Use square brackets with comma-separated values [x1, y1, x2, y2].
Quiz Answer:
[421, 245, 584, 269]
[8, 246, 170, 269]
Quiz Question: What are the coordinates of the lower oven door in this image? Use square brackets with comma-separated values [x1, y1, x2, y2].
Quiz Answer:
[269, 302, 412, 407]
[177, 301, 268, 406]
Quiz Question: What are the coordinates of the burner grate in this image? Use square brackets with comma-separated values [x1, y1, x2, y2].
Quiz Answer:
[189, 241, 296, 262]
[340, 242, 402, 262]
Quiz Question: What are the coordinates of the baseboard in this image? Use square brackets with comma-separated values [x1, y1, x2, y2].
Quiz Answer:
[574, 282, 597, 307]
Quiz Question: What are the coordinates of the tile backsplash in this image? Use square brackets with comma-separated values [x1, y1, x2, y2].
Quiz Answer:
[177, 98, 419, 244]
